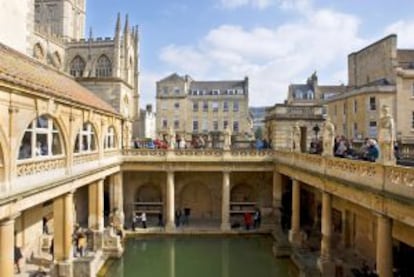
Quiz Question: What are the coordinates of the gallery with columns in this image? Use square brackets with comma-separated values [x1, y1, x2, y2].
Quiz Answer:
[0, 29, 414, 277]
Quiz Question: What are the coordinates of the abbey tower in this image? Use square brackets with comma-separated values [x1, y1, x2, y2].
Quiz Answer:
[27, 0, 140, 141]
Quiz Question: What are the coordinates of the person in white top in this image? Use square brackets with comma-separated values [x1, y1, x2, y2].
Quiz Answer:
[141, 212, 147, 229]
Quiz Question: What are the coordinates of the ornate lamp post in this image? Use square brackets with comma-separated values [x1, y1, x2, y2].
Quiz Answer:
[313, 124, 320, 140]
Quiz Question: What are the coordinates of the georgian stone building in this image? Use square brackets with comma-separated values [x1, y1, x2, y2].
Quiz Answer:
[156, 73, 252, 143]
[325, 35, 414, 150]
[264, 72, 347, 150]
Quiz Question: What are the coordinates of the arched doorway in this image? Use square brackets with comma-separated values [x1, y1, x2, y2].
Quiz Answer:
[135, 184, 162, 202]
[179, 183, 212, 219]
[231, 184, 255, 202]
[134, 185, 163, 224]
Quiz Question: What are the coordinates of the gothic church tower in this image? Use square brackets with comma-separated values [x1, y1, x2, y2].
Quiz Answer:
[28, 0, 140, 143]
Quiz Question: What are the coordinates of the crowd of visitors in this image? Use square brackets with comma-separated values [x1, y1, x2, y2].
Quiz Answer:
[310, 136, 399, 163]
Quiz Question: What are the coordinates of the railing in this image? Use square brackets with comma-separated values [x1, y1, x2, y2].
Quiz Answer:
[122, 148, 275, 162]
[274, 150, 414, 200]
[73, 152, 100, 165]
[16, 157, 66, 177]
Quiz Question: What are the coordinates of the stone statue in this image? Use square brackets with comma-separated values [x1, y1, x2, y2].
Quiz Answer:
[168, 127, 176, 149]
[378, 105, 396, 165]
[109, 208, 124, 231]
[292, 123, 301, 152]
[223, 126, 232, 150]
[322, 117, 335, 157]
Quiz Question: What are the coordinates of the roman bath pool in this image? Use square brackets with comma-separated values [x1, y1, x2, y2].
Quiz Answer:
[100, 235, 293, 277]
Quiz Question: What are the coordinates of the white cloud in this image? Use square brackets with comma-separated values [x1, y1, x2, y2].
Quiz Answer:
[384, 20, 414, 48]
[219, 0, 311, 10]
[220, 0, 275, 9]
[159, 6, 364, 106]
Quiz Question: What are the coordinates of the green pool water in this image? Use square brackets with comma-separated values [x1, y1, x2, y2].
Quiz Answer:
[102, 235, 293, 277]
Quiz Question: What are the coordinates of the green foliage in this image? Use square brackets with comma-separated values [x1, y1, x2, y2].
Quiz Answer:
[254, 127, 263, 139]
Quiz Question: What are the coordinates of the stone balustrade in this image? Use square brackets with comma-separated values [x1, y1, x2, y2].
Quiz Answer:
[16, 157, 66, 177]
[122, 148, 274, 163]
[274, 149, 413, 201]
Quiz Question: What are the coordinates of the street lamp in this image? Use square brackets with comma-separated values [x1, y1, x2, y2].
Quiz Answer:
[313, 124, 320, 140]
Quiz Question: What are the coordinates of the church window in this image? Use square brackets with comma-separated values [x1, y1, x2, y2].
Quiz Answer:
[33, 43, 44, 60]
[70, 56, 86, 77]
[74, 123, 97, 153]
[52, 51, 62, 69]
[18, 115, 63, 160]
[104, 126, 116, 149]
[95, 55, 112, 77]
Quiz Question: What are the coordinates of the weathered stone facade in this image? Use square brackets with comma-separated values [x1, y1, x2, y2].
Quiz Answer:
[156, 73, 251, 141]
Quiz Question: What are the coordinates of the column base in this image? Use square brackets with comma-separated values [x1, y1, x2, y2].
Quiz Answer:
[51, 260, 73, 277]
[221, 222, 231, 231]
[165, 222, 175, 233]
[103, 228, 124, 258]
[272, 227, 291, 258]
[89, 230, 103, 252]
[288, 230, 302, 247]
[317, 257, 336, 277]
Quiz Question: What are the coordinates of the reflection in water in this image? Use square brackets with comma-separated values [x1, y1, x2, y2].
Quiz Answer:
[221, 239, 229, 277]
[169, 239, 175, 277]
[104, 236, 291, 277]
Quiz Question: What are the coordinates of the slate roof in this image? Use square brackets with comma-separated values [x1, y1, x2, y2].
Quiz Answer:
[190, 80, 246, 90]
[0, 43, 117, 114]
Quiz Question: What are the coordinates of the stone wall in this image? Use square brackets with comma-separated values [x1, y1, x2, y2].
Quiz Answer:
[348, 35, 397, 87]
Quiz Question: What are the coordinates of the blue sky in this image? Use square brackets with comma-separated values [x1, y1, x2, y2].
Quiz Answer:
[86, 0, 414, 107]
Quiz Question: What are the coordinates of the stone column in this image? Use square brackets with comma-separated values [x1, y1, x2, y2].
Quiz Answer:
[272, 170, 283, 224]
[221, 171, 231, 231]
[53, 192, 74, 276]
[289, 179, 301, 245]
[376, 214, 393, 277]
[89, 180, 104, 251]
[0, 217, 15, 277]
[166, 171, 175, 232]
[272, 171, 291, 257]
[318, 192, 335, 276]
[110, 172, 125, 227]
[89, 179, 104, 231]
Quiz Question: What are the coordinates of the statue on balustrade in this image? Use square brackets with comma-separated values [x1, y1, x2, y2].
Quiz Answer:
[378, 105, 396, 165]
[292, 123, 301, 152]
[168, 127, 176, 150]
[322, 117, 335, 157]
[223, 126, 232, 150]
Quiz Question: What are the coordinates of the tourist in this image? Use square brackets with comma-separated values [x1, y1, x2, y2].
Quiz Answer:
[77, 232, 87, 257]
[141, 212, 147, 229]
[254, 208, 261, 229]
[243, 212, 253, 230]
[157, 212, 163, 227]
[14, 245, 23, 274]
[183, 208, 191, 225]
[366, 139, 380, 162]
[175, 209, 182, 227]
[132, 213, 137, 231]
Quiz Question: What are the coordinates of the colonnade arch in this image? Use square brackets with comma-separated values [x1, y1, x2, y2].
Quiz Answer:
[230, 183, 255, 202]
[135, 184, 162, 202]
[178, 182, 212, 219]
